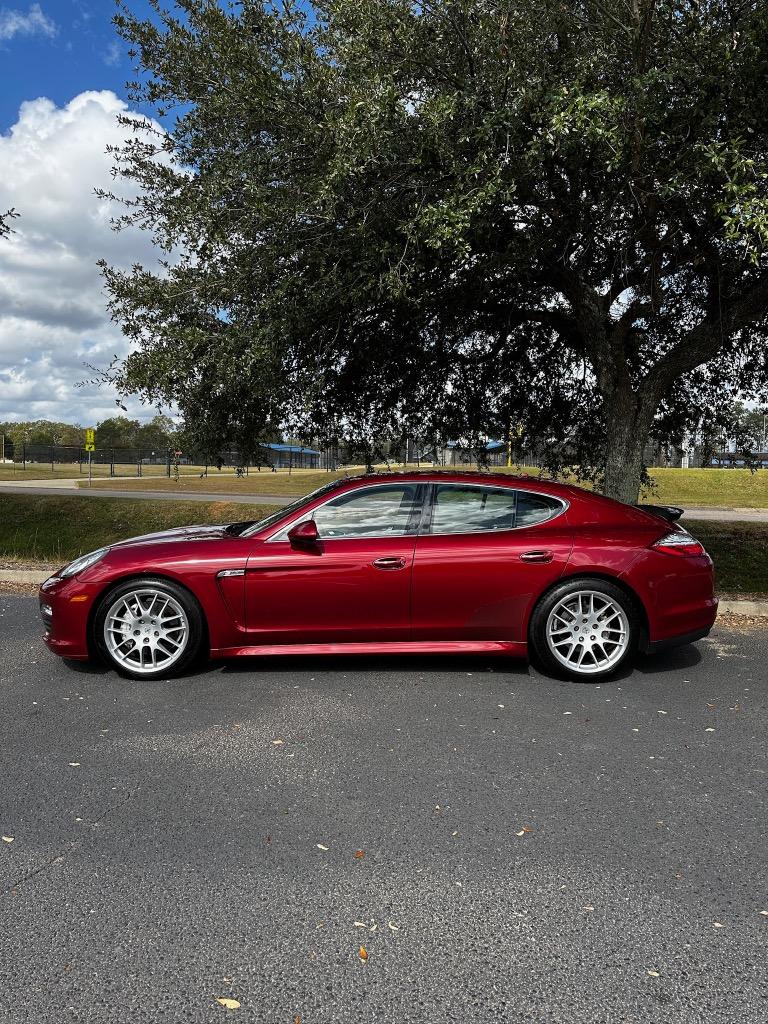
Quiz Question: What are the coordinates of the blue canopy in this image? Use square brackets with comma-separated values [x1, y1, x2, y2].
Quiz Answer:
[261, 443, 321, 455]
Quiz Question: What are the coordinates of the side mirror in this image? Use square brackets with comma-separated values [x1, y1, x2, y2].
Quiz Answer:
[287, 519, 320, 547]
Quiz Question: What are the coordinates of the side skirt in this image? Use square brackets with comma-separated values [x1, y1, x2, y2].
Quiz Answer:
[210, 640, 528, 659]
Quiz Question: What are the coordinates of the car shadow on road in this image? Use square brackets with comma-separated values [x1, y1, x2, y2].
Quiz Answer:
[62, 642, 703, 685]
[633, 643, 703, 675]
[218, 652, 533, 677]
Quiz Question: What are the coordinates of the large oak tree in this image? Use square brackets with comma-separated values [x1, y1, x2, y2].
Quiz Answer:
[102, 0, 768, 500]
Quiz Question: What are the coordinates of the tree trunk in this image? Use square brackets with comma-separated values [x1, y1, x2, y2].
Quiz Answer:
[601, 388, 653, 504]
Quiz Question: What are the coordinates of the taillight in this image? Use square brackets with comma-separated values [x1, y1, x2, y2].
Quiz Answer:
[651, 531, 705, 557]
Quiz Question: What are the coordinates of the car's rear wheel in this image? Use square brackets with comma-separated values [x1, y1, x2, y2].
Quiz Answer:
[529, 579, 638, 680]
[94, 578, 204, 680]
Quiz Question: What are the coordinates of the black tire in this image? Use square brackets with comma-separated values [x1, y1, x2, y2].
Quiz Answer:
[529, 577, 640, 681]
[93, 577, 206, 680]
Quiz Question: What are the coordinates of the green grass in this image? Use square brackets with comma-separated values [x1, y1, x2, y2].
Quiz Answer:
[79, 467, 355, 495]
[0, 495, 279, 564]
[642, 468, 768, 508]
[685, 520, 768, 595]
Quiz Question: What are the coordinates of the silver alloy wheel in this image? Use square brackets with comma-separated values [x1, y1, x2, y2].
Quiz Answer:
[103, 587, 189, 675]
[545, 589, 629, 675]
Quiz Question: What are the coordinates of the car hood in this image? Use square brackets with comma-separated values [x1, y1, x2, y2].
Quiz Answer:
[110, 524, 233, 549]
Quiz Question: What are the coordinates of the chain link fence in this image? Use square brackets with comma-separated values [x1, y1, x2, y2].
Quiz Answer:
[1, 438, 755, 477]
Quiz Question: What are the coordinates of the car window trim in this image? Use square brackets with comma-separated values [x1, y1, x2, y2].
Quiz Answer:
[264, 482, 428, 543]
[420, 483, 569, 537]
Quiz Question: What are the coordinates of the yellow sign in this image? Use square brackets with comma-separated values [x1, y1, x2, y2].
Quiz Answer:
[85, 428, 95, 452]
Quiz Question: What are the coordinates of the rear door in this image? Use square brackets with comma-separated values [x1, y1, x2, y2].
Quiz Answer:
[411, 483, 573, 642]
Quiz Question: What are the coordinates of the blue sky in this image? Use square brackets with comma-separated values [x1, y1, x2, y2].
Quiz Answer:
[0, 1, 157, 132]
[0, 1, 173, 425]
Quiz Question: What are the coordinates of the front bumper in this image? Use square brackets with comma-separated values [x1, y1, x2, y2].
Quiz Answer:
[39, 574, 104, 660]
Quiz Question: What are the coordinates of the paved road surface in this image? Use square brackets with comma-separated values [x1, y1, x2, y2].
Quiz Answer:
[3, 480, 768, 520]
[0, 482, 289, 505]
[1, 596, 766, 1023]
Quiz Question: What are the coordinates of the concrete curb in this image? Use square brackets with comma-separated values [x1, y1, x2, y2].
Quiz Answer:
[0, 570, 53, 584]
[1, 568, 768, 617]
[718, 600, 768, 617]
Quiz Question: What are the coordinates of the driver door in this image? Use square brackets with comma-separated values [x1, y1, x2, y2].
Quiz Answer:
[243, 482, 424, 645]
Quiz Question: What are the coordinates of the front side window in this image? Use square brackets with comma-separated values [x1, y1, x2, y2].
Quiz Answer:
[428, 485, 563, 535]
[267, 484, 420, 541]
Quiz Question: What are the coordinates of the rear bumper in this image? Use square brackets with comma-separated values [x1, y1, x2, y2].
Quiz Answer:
[642, 624, 713, 655]
[621, 550, 718, 648]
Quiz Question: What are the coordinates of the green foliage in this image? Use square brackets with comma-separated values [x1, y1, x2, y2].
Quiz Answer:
[0, 420, 85, 448]
[99, 0, 768, 500]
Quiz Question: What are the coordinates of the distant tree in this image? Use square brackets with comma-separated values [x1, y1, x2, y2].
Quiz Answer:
[94, 415, 141, 449]
[101, 0, 768, 501]
[0, 420, 84, 449]
[134, 413, 177, 450]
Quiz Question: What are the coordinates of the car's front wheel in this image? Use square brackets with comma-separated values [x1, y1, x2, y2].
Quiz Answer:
[94, 578, 205, 680]
[529, 579, 638, 681]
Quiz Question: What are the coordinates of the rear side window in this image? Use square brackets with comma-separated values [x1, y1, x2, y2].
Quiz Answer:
[428, 485, 563, 535]
[516, 491, 565, 528]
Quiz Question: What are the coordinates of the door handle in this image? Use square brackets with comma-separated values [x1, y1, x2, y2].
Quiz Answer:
[520, 550, 554, 563]
[372, 556, 407, 570]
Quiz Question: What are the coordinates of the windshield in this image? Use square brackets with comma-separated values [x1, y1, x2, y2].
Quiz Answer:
[240, 479, 348, 537]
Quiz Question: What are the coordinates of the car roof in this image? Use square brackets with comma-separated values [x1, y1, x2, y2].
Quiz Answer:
[326, 470, 583, 500]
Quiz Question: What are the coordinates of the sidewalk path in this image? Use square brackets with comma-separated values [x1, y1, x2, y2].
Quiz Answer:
[0, 482, 289, 505]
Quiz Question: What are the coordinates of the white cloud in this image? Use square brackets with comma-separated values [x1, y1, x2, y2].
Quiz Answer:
[0, 3, 56, 40]
[0, 91, 171, 424]
[102, 39, 121, 67]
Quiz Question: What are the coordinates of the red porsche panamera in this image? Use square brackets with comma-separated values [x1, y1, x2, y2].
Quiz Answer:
[39, 472, 717, 682]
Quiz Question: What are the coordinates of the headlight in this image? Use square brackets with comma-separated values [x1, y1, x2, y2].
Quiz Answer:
[60, 547, 109, 578]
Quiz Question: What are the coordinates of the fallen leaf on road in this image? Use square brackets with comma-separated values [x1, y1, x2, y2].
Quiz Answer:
[216, 997, 240, 1009]
[354, 850, 365, 859]
[358, 946, 368, 962]
[2, 836, 14, 843]
[316, 844, 329, 851]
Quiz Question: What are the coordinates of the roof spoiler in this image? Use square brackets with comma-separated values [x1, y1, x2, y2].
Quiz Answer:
[635, 503, 684, 523]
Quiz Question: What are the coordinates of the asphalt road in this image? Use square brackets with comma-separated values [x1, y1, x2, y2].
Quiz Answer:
[1, 598, 766, 1024]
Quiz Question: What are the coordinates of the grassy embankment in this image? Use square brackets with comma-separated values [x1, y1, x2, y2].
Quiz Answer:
[0, 494, 765, 594]
[0, 495, 279, 565]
